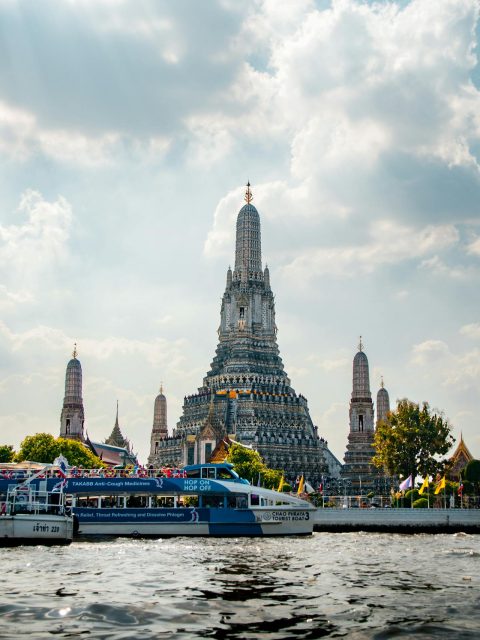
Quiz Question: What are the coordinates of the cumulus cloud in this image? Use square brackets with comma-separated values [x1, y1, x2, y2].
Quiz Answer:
[0, 100, 170, 166]
[0, 321, 187, 369]
[467, 236, 480, 255]
[0, 190, 72, 302]
[411, 340, 451, 365]
[281, 221, 459, 280]
[460, 323, 480, 339]
[203, 0, 480, 270]
[410, 338, 480, 391]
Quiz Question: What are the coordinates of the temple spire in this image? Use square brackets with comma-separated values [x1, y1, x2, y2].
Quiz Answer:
[244, 181, 253, 204]
[358, 336, 363, 352]
[234, 182, 262, 274]
[60, 348, 85, 442]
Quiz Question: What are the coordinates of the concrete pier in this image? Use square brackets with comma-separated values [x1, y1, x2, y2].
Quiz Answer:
[314, 508, 480, 534]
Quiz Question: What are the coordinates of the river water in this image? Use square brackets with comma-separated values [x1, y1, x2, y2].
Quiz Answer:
[0, 533, 479, 639]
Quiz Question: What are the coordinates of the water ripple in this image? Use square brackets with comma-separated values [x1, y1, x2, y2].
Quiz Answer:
[0, 534, 479, 638]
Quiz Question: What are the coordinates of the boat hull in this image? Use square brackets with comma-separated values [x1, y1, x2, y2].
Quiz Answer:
[74, 507, 313, 537]
[0, 514, 74, 546]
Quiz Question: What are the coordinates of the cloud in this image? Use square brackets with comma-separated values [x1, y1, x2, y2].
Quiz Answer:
[0, 321, 187, 368]
[307, 354, 350, 372]
[460, 323, 480, 339]
[467, 236, 480, 255]
[0, 190, 73, 302]
[0, 100, 171, 166]
[419, 255, 473, 279]
[281, 221, 459, 280]
[198, 0, 480, 271]
[410, 338, 480, 391]
[411, 340, 450, 365]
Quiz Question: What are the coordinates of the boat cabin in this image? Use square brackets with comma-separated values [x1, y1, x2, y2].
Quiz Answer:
[184, 462, 248, 483]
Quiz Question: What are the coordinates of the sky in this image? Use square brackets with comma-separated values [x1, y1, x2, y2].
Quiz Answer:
[0, 0, 479, 466]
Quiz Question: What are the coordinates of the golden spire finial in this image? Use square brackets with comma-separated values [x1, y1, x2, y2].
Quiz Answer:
[381, 376, 384, 388]
[72, 342, 78, 359]
[358, 336, 363, 352]
[160, 381, 164, 394]
[244, 181, 253, 204]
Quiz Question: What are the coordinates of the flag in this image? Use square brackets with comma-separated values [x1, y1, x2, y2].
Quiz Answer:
[53, 455, 69, 478]
[418, 477, 429, 495]
[305, 481, 315, 494]
[277, 476, 285, 492]
[297, 475, 305, 495]
[458, 476, 464, 496]
[434, 476, 446, 495]
[399, 475, 413, 491]
[52, 479, 67, 493]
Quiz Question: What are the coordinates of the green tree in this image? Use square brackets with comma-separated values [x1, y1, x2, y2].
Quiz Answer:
[15, 432, 104, 468]
[373, 399, 455, 481]
[226, 442, 284, 489]
[0, 445, 15, 463]
[226, 442, 265, 485]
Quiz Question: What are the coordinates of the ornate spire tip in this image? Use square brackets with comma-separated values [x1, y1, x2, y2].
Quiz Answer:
[358, 336, 363, 352]
[72, 342, 78, 359]
[244, 181, 253, 204]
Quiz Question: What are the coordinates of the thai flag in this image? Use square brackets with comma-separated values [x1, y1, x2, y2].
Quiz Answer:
[58, 460, 68, 479]
[399, 475, 413, 491]
[52, 479, 67, 493]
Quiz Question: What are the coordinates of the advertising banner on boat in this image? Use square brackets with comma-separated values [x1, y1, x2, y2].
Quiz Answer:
[74, 507, 203, 523]
[65, 477, 231, 495]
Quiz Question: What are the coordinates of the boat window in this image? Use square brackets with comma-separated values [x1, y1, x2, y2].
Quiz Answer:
[202, 494, 225, 508]
[217, 468, 234, 480]
[201, 467, 216, 479]
[186, 468, 200, 478]
[100, 496, 121, 508]
[235, 494, 248, 509]
[250, 494, 260, 506]
[126, 495, 148, 508]
[153, 496, 175, 508]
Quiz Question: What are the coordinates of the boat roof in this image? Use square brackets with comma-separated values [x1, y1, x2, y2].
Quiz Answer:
[184, 462, 235, 471]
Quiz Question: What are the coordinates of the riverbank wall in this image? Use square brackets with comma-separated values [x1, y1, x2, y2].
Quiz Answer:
[313, 508, 480, 534]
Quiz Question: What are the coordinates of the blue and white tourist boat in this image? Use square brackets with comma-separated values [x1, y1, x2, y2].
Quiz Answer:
[0, 466, 74, 546]
[66, 463, 315, 537]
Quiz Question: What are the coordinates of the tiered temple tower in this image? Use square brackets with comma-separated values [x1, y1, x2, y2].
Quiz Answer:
[148, 385, 168, 465]
[60, 344, 85, 442]
[376, 378, 390, 425]
[151, 184, 335, 484]
[105, 401, 130, 449]
[341, 339, 383, 494]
